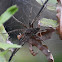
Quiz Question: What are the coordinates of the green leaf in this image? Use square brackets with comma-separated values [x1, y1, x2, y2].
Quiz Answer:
[0, 42, 21, 50]
[36, 0, 43, 5]
[0, 50, 8, 56]
[0, 5, 18, 26]
[36, 0, 57, 5]
[0, 50, 8, 62]
[49, 0, 57, 4]
[38, 18, 58, 28]
[0, 25, 8, 42]
[36, 0, 56, 11]
[47, 5, 56, 11]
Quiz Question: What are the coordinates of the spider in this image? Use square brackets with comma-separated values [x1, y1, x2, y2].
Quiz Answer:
[4, 0, 54, 62]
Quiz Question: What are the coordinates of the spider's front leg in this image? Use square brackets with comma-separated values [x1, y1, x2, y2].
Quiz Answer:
[29, 42, 38, 56]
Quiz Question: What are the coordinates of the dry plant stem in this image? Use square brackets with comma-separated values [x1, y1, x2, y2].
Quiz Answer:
[56, 0, 62, 39]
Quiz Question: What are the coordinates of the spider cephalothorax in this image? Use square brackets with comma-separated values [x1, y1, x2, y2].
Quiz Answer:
[8, 0, 54, 62]
[25, 28, 40, 36]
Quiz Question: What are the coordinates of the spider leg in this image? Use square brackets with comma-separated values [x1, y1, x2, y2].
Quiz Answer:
[29, 7, 33, 28]
[8, 48, 20, 62]
[31, 0, 49, 25]
[0, 29, 24, 34]
[8, 35, 26, 62]
[35, 42, 54, 62]
[12, 16, 28, 28]
[29, 7, 32, 20]
[8, 29, 24, 34]
[29, 43, 38, 56]
[8, 41, 25, 62]
[37, 28, 55, 41]
[30, 35, 54, 62]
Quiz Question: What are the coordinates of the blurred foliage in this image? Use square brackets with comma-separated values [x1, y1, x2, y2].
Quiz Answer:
[36, 0, 57, 11]
[47, 5, 56, 11]
[38, 18, 58, 28]
[36, 0, 57, 4]
[0, 5, 22, 62]
[0, 25, 8, 42]
[0, 56, 6, 62]
[49, 0, 57, 4]
[0, 42, 21, 50]
[0, 50, 8, 62]
[0, 5, 18, 26]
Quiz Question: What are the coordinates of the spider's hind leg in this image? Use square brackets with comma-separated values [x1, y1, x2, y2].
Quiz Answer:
[37, 44, 54, 62]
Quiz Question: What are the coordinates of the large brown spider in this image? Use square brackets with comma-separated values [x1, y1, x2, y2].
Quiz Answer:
[7, 0, 54, 62]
